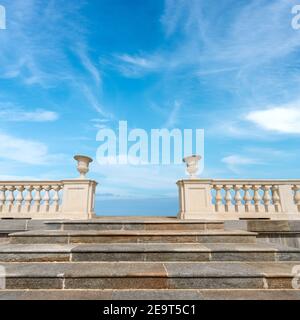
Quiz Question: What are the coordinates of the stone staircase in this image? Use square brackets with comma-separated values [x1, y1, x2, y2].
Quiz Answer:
[0, 218, 300, 300]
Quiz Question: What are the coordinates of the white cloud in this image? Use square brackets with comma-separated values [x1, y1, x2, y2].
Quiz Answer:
[246, 105, 300, 134]
[222, 155, 259, 173]
[0, 132, 63, 165]
[0, 106, 58, 122]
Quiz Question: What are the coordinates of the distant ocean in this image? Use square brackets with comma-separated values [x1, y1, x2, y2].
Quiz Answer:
[95, 197, 178, 216]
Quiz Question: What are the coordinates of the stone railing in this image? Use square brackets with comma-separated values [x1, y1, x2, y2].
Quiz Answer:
[0, 156, 97, 220]
[177, 179, 300, 220]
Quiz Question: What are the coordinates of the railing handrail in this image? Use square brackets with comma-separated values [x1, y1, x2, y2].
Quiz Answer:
[0, 179, 97, 185]
[178, 179, 300, 185]
[0, 181, 64, 185]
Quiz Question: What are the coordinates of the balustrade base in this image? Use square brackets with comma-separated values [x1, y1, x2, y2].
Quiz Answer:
[178, 212, 300, 221]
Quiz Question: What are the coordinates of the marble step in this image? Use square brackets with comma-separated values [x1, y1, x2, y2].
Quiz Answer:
[1, 289, 300, 300]
[0, 261, 298, 290]
[246, 220, 300, 233]
[9, 230, 257, 244]
[0, 219, 48, 233]
[45, 219, 224, 231]
[1, 243, 300, 262]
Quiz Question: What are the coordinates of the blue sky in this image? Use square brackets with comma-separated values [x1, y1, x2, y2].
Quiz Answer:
[1, 0, 300, 216]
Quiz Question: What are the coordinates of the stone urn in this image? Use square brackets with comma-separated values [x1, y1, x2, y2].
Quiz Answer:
[183, 155, 201, 179]
[74, 155, 93, 179]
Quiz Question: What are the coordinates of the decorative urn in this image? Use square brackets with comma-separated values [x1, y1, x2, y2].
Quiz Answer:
[183, 155, 201, 179]
[74, 155, 93, 179]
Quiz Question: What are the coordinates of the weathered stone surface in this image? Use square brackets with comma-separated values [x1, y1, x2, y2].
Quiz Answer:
[0, 244, 75, 252]
[9, 229, 257, 244]
[5, 278, 63, 289]
[65, 278, 169, 289]
[1, 218, 300, 297]
[167, 278, 264, 289]
[46, 219, 224, 232]
[0, 253, 70, 262]
[71, 243, 208, 252]
[112, 289, 201, 300]
[258, 234, 300, 249]
[211, 252, 276, 262]
[1, 289, 300, 300]
[276, 252, 300, 261]
[72, 252, 210, 262]
[248, 221, 291, 232]
[0, 219, 27, 231]
[199, 289, 300, 300]
[1, 262, 167, 277]
[0, 290, 113, 300]
[247, 220, 300, 233]
[266, 277, 294, 289]
[245, 261, 297, 275]
[164, 262, 261, 277]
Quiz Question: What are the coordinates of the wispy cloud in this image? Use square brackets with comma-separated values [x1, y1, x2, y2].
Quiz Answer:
[163, 100, 182, 128]
[81, 85, 112, 118]
[222, 155, 261, 174]
[0, 1, 113, 118]
[0, 1, 82, 86]
[117, 54, 155, 68]
[0, 132, 65, 165]
[102, 53, 161, 78]
[76, 46, 102, 87]
[0, 104, 58, 122]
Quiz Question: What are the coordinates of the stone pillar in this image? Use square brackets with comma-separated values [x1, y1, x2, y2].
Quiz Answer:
[61, 180, 97, 219]
[177, 179, 214, 219]
[278, 184, 297, 214]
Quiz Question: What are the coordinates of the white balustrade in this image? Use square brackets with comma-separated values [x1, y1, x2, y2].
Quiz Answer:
[177, 179, 300, 220]
[0, 155, 97, 220]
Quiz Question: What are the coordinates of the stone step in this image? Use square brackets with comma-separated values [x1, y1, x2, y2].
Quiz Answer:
[1, 289, 300, 300]
[9, 230, 257, 244]
[45, 219, 224, 231]
[0, 261, 298, 290]
[246, 220, 300, 233]
[0, 219, 48, 232]
[1, 243, 300, 262]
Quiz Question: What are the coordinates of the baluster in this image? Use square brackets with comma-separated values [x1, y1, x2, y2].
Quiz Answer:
[43, 185, 51, 212]
[234, 185, 242, 212]
[52, 185, 61, 212]
[272, 185, 281, 213]
[24, 186, 33, 213]
[224, 185, 232, 212]
[243, 185, 252, 212]
[6, 186, 15, 212]
[15, 186, 24, 213]
[0, 186, 6, 212]
[214, 185, 223, 212]
[33, 186, 42, 212]
[262, 185, 271, 212]
[253, 185, 261, 212]
[293, 185, 300, 212]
